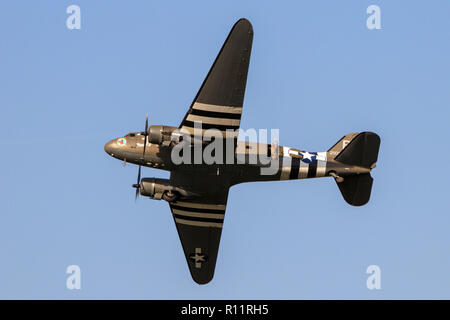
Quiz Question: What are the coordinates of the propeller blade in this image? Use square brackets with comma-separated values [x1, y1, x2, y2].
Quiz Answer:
[145, 114, 148, 133]
[133, 165, 142, 201]
[143, 114, 149, 158]
[135, 186, 139, 201]
[134, 115, 148, 201]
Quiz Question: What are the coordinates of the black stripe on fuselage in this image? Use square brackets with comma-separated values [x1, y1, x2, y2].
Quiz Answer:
[189, 108, 242, 119]
[307, 161, 317, 178]
[170, 204, 225, 215]
[184, 134, 238, 142]
[172, 214, 224, 223]
[182, 120, 240, 131]
[289, 157, 300, 179]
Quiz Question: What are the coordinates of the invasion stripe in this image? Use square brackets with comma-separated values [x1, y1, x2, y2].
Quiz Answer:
[172, 208, 225, 219]
[181, 125, 239, 141]
[316, 160, 327, 177]
[180, 134, 239, 144]
[280, 156, 292, 180]
[192, 102, 242, 114]
[173, 201, 226, 210]
[180, 126, 240, 138]
[289, 157, 301, 180]
[182, 120, 240, 131]
[173, 213, 223, 223]
[171, 204, 225, 214]
[299, 160, 309, 179]
[189, 108, 241, 119]
[186, 114, 241, 127]
[307, 161, 318, 178]
[175, 218, 223, 228]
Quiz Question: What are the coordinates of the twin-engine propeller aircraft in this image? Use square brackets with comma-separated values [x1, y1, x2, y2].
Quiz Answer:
[104, 18, 381, 284]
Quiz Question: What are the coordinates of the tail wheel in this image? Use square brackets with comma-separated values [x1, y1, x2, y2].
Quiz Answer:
[162, 191, 178, 202]
[328, 171, 344, 183]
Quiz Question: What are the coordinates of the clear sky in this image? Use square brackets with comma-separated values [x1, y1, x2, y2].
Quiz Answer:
[1, 0, 450, 299]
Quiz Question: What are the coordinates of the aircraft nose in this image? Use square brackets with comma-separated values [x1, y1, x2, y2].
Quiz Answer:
[104, 140, 116, 156]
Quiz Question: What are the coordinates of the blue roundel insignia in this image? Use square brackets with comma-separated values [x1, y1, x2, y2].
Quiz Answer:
[117, 138, 127, 146]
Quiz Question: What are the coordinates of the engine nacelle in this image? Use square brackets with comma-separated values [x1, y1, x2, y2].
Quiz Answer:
[139, 177, 196, 201]
[148, 125, 178, 147]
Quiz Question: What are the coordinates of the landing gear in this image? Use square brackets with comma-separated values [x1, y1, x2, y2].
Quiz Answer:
[162, 191, 178, 202]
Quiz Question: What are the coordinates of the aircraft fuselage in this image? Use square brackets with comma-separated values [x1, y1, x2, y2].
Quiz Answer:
[104, 131, 370, 192]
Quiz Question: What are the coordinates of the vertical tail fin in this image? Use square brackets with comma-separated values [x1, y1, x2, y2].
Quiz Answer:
[334, 132, 380, 169]
[328, 133, 359, 156]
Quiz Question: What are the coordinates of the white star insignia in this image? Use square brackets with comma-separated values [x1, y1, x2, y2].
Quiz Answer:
[301, 152, 314, 161]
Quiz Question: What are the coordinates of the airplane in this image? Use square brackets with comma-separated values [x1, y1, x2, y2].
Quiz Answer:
[104, 18, 381, 284]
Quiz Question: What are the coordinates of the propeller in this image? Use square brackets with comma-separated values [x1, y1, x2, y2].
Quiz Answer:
[132, 115, 149, 201]
[142, 114, 149, 158]
[132, 165, 141, 200]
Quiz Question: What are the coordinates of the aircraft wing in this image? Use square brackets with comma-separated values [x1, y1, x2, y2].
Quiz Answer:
[169, 18, 252, 284]
[179, 18, 253, 138]
[168, 171, 230, 284]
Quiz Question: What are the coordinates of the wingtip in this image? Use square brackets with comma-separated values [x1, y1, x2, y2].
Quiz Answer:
[234, 18, 253, 33]
[193, 278, 213, 285]
[190, 269, 215, 285]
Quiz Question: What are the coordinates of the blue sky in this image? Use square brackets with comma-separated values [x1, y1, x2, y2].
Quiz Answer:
[1, 0, 450, 299]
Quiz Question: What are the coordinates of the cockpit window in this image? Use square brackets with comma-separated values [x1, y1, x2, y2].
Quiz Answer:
[125, 133, 136, 137]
